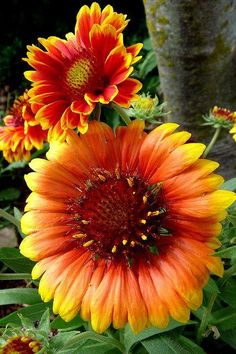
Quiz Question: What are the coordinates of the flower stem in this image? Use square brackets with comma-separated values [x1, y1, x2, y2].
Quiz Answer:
[111, 103, 131, 125]
[203, 127, 221, 158]
[0, 208, 21, 231]
[62, 331, 125, 352]
[94, 103, 102, 121]
[196, 292, 218, 344]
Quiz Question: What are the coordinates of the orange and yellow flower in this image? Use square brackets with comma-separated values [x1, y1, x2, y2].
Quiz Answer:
[24, 2, 142, 140]
[0, 91, 47, 163]
[20, 121, 235, 333]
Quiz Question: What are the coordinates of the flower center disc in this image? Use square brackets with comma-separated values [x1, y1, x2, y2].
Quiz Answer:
[65, 51, 99, 98]
[66, 58, 93, 90]
[68, 171, 168, 265]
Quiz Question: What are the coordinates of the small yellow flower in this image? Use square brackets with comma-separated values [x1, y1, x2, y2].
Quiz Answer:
[230, 124, 236, 141]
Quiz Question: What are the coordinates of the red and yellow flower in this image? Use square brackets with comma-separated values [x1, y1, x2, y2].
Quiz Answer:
[0, 91, 47, 163]
[24, 2, 142, 141]
[20, 121, 235, 333]
[212, 106, 236, 122]
[0, 335, 41, 353]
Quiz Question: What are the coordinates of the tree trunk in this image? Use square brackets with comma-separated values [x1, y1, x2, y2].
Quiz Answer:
[143, 0, 236, 178]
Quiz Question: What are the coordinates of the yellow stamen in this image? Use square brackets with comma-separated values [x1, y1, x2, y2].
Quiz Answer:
[111, 245, 117, 253]
[122, 239, 128, 245]
[140, 219, 147, 224]
[29, 341, 38, 349]
[143, 195, 148, 204]
[72, 233, 87, 239]
[115, 167, 120, 179]
[147, 210, 160, 217]
[126, 177, 134, 187]
[82, 220, 89, 224]
[21, 337, 29, 343]
[32, 347, 40, 353]
[141, 234, 148, 240]
[83, 240, 94, 247]
[130, 241, 136, 247]
[98, 174, 106, 182]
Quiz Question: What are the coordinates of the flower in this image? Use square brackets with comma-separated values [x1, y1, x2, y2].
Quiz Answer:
[212, 106, 236, 122]
[24, 2, 142, 140]
[20, 121, 235, 334]
[0, 91, 47, 163]
[0, 336, 41, 353]
[203, 106, 236, 130]
[230, 124, 236, 141]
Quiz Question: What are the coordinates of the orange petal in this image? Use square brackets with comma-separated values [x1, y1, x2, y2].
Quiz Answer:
[116, 120, 146, 172]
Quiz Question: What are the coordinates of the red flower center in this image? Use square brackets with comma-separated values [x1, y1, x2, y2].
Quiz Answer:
[67, 170, 168, 265]
[64, 50, 104, 99]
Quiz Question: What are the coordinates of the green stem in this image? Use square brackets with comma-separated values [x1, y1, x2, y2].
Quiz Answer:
[94, 103, 102, 121]
[196, 292, 218, 344]
[0, 273, 32, 280]
[62, 331, 125, 352]
[203, 127, 221, 158]
[0, 208, 21, 231]
[111, 103, 131, 125]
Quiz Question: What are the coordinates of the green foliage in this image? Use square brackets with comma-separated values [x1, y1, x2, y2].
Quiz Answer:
[0, 188, 20, 201]
[0, 288, 40, 306]
[0, 247, 34, 273]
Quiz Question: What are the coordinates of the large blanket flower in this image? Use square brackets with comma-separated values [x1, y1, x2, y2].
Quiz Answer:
[24, 2, 142, 140]
[0, 91, 47, 163]
[20, 121, 235, 333]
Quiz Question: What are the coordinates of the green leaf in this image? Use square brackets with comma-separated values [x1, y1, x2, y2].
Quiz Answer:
[51, 314, 84, 330]
[49, 331, 79, 353]
[0, 288, 40, 305]
[203, 278, 220, 295]
[215, 245, 236, 259]
[58, 332, 124, 353]
[211, 306, 236, 330]
[13, 207, 23, 221]
[177, 336, 206, 354]
[142, 335, 188, 354]
[18, 313, 35, 329]
[220, 329, 236, 349]
[142, 335, 206, 354]
[221, 178, 236, 191]
[220, 278, 236, 307]
[66, 342, 121, 354]
[38, 308, 50, 334]
[124, 319, 195, 352]
[0, 188, 20, 201]
[0, 273, 32, 280]
[0, 303, 50, 326]
[139, 51, 157, 78]
[143, 37, 152, 50]
[1, 161, 26, 173]
[0, 247, 34, 272]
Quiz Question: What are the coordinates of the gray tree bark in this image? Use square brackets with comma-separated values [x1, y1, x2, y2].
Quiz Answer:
[143, 0, 236, 178]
